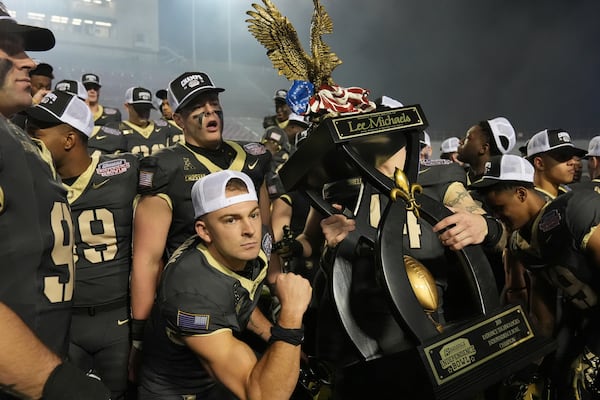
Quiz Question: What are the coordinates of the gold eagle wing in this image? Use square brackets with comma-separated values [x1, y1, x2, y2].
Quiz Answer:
[310, 0, 342, 85]
[246, 0, 312, 82]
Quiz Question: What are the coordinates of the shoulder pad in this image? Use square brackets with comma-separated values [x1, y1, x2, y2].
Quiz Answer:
[418, 161, 466, 187]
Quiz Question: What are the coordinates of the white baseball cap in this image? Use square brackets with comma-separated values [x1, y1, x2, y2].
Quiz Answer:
[125, 87, 155, 108]
[25, 90, 94, 137]
[487, 117, 516, 154]
[584, 136, 600, 159]
[192, 170, 258, 218]
[440, 137, 460, 154]
[420, 131, 431, 147]
[54, 79, 88, 100]
[469, 154, 534, 188]
[526, 129, 586, 159]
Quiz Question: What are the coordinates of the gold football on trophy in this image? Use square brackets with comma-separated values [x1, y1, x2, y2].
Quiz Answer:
[404, 255, 439, 313]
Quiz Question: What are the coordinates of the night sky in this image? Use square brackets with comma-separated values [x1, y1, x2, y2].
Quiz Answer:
[159, 1, 600, 139]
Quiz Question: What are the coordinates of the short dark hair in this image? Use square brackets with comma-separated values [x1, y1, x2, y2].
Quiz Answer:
[478, 120, 503, 156]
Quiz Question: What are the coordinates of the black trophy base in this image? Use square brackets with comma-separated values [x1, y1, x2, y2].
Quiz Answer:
[338, 306, 556, 400]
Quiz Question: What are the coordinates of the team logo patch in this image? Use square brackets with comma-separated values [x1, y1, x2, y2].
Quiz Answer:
[262, 231, 273, 260]
[539, 209, 561, 232]
[420, 159, 453, 167]
[96, 158, 131, 177]
[243, 142, 267, 156]
[104, 108, 118, 115]
[99, 126, 121, 136]
[177, 310, 209, 331]
[155, 119, 167, 127]
[138, 170, 154, 188]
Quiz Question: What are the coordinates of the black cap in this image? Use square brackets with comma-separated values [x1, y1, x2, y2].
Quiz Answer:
[274, 89, 287, 103]
[0, 2, 55, 51]
[155, 89, 168, 100]
[30, 62, 53, 78]
[81, 73, 101, 88]
[167, 72, 224, 113]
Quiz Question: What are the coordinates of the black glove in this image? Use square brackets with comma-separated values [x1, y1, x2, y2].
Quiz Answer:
[43, 362, 111, 400]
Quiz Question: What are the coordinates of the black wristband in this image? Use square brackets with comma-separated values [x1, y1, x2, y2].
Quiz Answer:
[289, 239, 304, 258]
[269, 324, 304, 346]
[482, 215, 502, 248]
[131, 318, 146, 341]
[43, 362, 111, 400]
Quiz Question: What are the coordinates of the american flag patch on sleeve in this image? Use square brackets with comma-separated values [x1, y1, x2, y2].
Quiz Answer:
[138, 170, 154, 188]
[177, 310, 210, 331]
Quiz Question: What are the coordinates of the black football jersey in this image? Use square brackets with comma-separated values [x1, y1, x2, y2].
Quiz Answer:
[65, 153, 139, 307]
[137, 141, 271, 256]
[119, 120, 178, 157]
[88, 124, 127, 156]
[92, 104, 122, 126]
[534, 190, 600, 353]
[140, 235, 267, 396]
[164, 119, 183, 145]
[0, 119, 74, 357]
[569, 178, 600, 193]
[535, 190, 600, 306]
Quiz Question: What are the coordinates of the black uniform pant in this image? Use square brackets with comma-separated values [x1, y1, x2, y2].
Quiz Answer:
[69, 304, 130, 400]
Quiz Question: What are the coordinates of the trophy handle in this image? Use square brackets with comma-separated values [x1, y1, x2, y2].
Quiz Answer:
[376, 194, 500, 344]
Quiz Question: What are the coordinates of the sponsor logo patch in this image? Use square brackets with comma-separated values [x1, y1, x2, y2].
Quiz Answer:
[243, 142, 267, 156]
[99, 126, 121, 136]
[539, 209, 561, 232]
[96, 159, 131, 177]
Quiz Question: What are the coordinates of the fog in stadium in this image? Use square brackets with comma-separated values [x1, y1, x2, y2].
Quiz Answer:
[18, 0, 600, 142]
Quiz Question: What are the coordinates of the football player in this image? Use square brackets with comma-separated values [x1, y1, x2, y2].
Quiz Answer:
[471, 154, 600, 399]
[524, 128, 586, 201]
[0, 4, 110, 399]
[25, 90, 139, 400]
[138, 170, 311, 399]
[99, 86, 179, 157]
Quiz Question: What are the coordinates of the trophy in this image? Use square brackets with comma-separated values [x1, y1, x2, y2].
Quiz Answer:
[247, 1, 555, 398]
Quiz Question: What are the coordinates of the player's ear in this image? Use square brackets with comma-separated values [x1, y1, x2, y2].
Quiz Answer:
[195, 219, 211, 243]
[172, 112, 184, 130]
[516, 186, 528, 202]
[63, 130, 77, 150]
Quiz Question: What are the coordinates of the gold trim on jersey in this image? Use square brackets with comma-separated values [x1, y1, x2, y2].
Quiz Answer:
[534, 186, 556, 201]
[93, 105, 105, 122]
[64, 155, 100, 203]
[91, 125, 101, 137]
[30, 137, 59, 180]
[582, 225, 598, 251]
[122, 120, 156, 139]
[196, 242, 267, 301]
[180, 141, 248, 173]
[168, 119, 183, 132]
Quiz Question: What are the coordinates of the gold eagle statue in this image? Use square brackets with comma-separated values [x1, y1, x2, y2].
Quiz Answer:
[246, 0, 342, 87]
